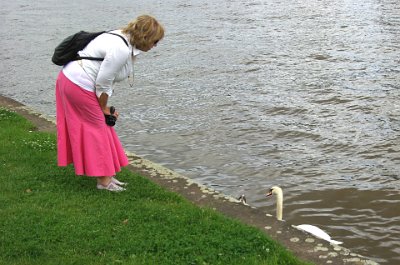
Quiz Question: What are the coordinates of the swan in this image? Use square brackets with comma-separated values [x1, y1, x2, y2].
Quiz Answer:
[266, 186, 343, 245]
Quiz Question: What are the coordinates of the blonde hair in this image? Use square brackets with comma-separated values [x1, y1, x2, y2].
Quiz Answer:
[122, 15, 164, 50]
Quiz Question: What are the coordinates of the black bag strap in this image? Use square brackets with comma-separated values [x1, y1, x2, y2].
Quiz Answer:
[76, 31, 129, 61]
[106, 32, 129, 47]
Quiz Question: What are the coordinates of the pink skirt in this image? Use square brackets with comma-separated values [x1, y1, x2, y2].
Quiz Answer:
[55, 71, 129, 177]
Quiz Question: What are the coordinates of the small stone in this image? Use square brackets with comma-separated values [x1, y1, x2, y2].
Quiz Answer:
[344, 258, 361, 263]
[340, 249, 350, 256]
[314, 246, 329, 252]
[290, 237, 300, 242]
[264, 226, 271, 230]
[305, 238, 315, 243]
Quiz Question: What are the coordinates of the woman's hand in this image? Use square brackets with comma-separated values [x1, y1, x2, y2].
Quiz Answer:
[113, 110, 119, 120]
[103, 106, 119, 120]
[98, 93, 118, 122]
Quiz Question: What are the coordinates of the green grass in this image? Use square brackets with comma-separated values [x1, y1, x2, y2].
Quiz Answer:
[0, 107, 311, 265]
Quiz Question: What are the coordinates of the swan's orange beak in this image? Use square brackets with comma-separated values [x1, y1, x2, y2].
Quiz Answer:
[266, 190, 273, 197]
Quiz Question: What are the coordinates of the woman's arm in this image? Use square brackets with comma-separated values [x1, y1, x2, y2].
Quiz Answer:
[95, 42, 130, 98]
[98, 92, 109, 114]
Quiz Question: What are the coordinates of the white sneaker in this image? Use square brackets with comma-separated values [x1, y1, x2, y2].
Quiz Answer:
[97, 182, 126, 192]
[111, 177, 128, 186]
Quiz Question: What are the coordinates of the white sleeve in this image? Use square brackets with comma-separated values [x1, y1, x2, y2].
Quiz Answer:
[95, 45, 130, 98]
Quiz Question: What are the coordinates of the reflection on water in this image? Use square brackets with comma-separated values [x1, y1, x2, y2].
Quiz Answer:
[1, 0, 399, 263]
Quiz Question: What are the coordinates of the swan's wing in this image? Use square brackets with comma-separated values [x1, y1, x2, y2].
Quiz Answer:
[294, 224, 342, 244]
[295, 224, 330, 240]
[328, 239, 343, 245]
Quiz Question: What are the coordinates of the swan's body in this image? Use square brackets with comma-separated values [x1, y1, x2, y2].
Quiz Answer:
[293, 224, 342, 245]
[266, 186, 342, 245]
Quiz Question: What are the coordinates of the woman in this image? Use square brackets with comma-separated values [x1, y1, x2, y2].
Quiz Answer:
[56, 15, 164, 192]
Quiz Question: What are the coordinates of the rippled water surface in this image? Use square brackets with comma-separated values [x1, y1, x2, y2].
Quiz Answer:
[1, 0, 399, 263]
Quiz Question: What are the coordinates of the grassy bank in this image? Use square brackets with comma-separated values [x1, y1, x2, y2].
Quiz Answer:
[0, 107, 311, 265]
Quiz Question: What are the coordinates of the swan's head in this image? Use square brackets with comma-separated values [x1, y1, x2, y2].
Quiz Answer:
[266, 186, 282, 197]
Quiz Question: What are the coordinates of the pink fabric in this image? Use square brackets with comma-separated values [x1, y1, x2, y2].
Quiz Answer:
[56, 71, 129, 177]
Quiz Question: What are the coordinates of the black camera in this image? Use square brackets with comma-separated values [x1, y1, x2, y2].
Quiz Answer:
[105, 106, 117, 126]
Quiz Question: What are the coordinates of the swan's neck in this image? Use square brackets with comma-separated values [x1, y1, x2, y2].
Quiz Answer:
[276, 191, 283, 221]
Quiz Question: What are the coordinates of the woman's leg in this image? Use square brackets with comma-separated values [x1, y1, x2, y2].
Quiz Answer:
[97, 176, 112, 186]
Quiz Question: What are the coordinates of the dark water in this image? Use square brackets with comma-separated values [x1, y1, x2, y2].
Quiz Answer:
[1, 0, 399, 263]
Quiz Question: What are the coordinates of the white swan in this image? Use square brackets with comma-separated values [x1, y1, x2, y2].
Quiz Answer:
[266, 186, 343, 245]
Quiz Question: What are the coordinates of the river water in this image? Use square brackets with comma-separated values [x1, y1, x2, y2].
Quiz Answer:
[1, 0, 399, 263]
